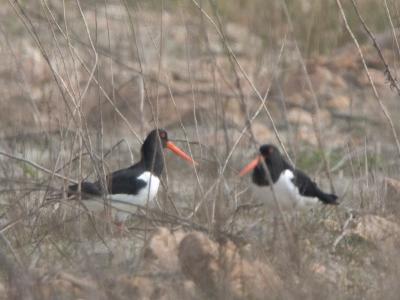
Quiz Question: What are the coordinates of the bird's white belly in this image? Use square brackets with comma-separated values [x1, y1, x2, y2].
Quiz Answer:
[252, 169, 318, 210]
[81, 172, 160, 222]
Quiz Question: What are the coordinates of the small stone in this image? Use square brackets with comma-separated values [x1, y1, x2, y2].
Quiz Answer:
[296, 125, 318, 146]
[178, 231, 282, 299]
[287, 108, 313, 125]
[358, 68, 386, 87]
[287, 93, 306, 106]
[224, 100, 245, 125]
[331, 74, 347, 89]
[317, 109, 332, 126]
[330, 49, 358, 71]
[311, 263, 326, 275]
[327, 95, 351, 111]
[310, 66, 333, 88]
[252, 122, 273, 143]
[351, 215, 400, 249]
[310, 261, 345, 285]
[324, 219, 341, 232]
[385, 177, 400, 194]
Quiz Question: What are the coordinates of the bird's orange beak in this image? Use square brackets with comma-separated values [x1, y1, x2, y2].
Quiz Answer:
[166, 141, 197, 166]
[239, 156, 261, 176]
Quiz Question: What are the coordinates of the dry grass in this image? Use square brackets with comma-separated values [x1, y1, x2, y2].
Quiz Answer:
[0, 0, 400, 299]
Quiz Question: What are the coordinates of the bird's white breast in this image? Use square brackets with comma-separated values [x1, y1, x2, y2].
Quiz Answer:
[252, 169, 318, 210]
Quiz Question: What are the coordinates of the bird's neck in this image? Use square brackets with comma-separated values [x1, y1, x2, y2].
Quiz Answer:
[142, 148, 164, 177]
[253, 158, 291, 186]
[267, 158, 291, 180]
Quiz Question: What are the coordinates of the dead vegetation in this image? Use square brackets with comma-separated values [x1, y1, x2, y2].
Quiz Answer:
[0, 0, 400, 299]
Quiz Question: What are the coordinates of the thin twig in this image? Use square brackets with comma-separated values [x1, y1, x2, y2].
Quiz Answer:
[336, 0, 400, 159]
[281, 0, 335, 193]
[350, 0, 400, 96]
[0, 150, 77, 183]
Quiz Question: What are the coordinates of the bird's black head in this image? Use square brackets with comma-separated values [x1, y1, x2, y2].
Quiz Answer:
[141, 129, 196, 176]
[255, 144, 288, 184]
[141, 129, 168, 176]
[142, 129, 169, 151]
[259, 144, 282, 164]
[239, 144, 289, 186]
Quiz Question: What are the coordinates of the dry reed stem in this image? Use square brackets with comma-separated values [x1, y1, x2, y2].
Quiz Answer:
[281, 0, 336, 193]
[0, 150, 78, 184]
[336, 0, 400, 160]
[383, 0, 400, 60]
[350, 0, 400, 96]
[192, 0, 292, 168]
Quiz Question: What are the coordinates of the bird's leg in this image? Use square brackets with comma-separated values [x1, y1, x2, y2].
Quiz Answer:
[114, 221, 127, 236]
[271, 214, 278, 254]
[114, 219, 129, 237]
[293, 209, 300, 230]
[100, 207, 114, 234]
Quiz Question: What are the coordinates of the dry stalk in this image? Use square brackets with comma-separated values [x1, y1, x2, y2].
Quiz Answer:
[383, 0, 400, 60]
[0, 150, 78, 184]
[336, 0, 400, 159]
[350, 0, 400, 96]
[281, 0, 336, 193]
[208, 0, 257, 145]
[40, 0, 144, 143]
[191, 0, 292, 167]
[332, 210, 354, 250]
[10, 0, 105, 185]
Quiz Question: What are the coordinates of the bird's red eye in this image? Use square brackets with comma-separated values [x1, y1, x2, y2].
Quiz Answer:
[269, 147, 273, 154]
[160, 132, 166, 139]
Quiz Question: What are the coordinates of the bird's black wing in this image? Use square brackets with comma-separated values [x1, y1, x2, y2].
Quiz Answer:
[291, 169, 319, 197]
[103, 162, 147, 195]
[292, 169, 338, 204]
[69, 162, 147, 197]
[68, 181, 102, 198]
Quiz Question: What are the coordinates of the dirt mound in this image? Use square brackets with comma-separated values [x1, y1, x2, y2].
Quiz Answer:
[112, 227, 283, 299]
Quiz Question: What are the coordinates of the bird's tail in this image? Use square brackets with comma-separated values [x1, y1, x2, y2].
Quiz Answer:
[68, 181, 102, 197]
[317, 190, 338, 205]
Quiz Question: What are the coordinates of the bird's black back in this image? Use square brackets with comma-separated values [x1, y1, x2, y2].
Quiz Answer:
[68, 181, 102, 198]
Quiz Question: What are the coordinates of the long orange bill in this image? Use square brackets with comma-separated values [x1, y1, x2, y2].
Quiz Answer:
[166, 141, 197, 166]
[239, 156, 261, 176]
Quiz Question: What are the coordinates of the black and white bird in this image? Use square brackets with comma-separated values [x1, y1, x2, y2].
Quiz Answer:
[239, 144, 338, 209]
[68, 129, 196, 225]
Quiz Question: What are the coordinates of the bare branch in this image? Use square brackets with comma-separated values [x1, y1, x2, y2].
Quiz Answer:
[351, 0, 400, 96]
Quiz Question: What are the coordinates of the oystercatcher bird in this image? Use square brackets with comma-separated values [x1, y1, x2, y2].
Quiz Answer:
[68, 129, 196, 225]
[239, 144, 338, 208]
